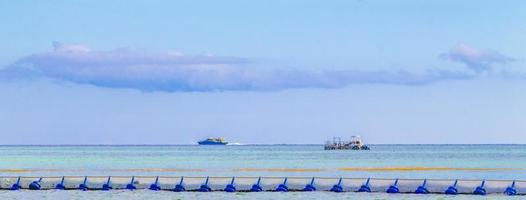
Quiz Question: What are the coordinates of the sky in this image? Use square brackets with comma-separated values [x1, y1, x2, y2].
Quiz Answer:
[0, 0, 525, 144]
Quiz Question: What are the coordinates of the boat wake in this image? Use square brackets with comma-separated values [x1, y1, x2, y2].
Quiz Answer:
[227, 143, 244, 146]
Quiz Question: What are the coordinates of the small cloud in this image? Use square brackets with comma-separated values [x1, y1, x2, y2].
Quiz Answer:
[440, 43, 515, 73]
[52, 41, 91, 53]
[1, 42, 474, 92]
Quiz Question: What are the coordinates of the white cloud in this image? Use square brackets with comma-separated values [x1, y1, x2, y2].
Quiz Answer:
[440, 43, 515, 73]
[53, 42, 91, 53]
[2, 43, 474, 92]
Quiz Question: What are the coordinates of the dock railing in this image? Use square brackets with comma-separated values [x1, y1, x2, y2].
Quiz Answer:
[0, 176, 523, 195]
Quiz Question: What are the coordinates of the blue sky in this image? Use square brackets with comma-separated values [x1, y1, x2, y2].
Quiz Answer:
[0, 0, 525, 144]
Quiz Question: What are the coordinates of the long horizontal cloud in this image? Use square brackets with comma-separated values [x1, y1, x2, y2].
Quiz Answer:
[2, 42, 476, 92]
[440, 43, 515, 73]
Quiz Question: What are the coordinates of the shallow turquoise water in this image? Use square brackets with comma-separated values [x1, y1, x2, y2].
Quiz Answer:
[0, 144, 525, 179]
[0, 145, 525, 199]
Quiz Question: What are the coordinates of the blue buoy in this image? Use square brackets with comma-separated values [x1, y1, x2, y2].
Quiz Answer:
[504, 180, 517, 196]
[357, 178, 371, 192]
[28, 177, 43, 190]
[78, 176, 89, 191]
[303, 177, 316, 191]
[445, 180, 458, 195]
[386, 179, 400, 193]
[55, 177, 66, 190]
[224, 177, 236, 192]
[415, 179, 429, 194]
[10, 177, 22, 190]
[276, 178, 289, 192]
[330, 178, 344, 193]
[102, 177, 112, 190]
[126, 176, 137, 190]
[250, 177, 263, 192]
[199, 177, 212, 192]
[473, 180, 486, 195]
[149, 176, 161, 191]
[174, 177, 186, 192]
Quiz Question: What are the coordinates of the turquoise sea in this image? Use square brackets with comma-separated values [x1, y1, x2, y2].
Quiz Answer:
[0, 144, 525, 199]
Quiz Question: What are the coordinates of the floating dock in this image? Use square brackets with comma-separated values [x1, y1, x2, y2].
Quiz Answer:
[0, 176, 523, 195]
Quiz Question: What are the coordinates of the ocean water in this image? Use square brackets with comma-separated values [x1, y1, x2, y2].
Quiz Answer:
[0, 144, 525, 199]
